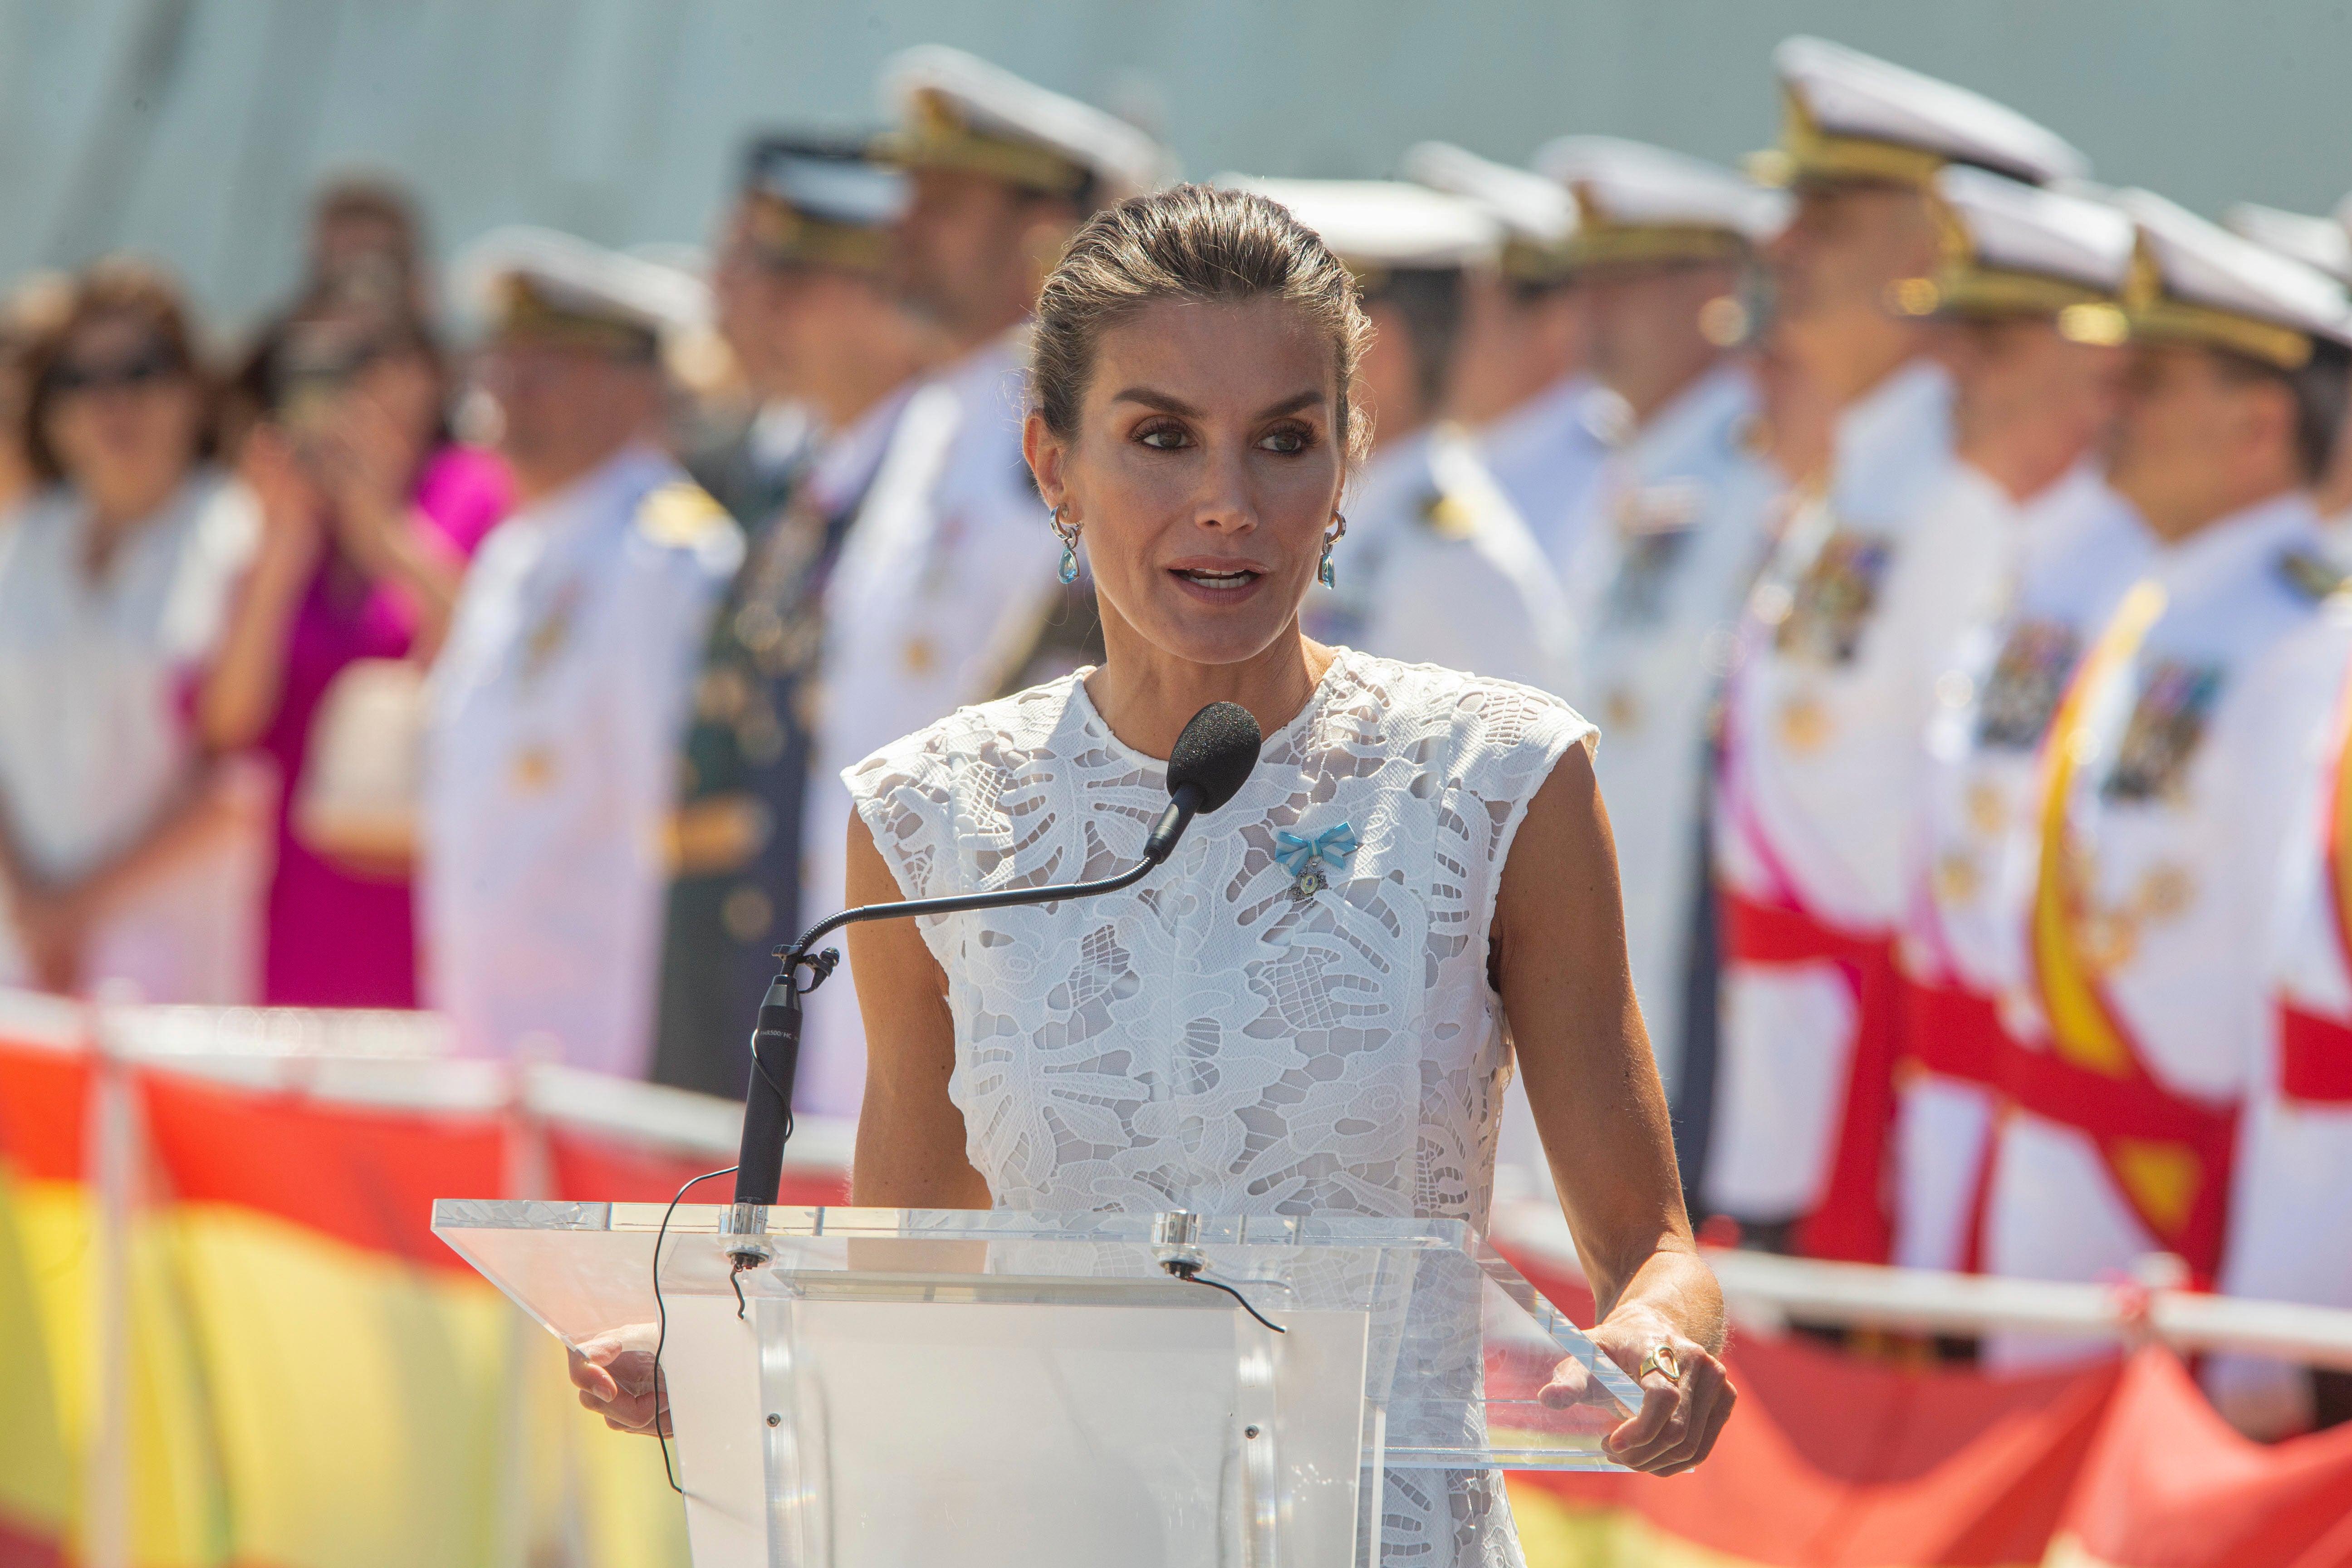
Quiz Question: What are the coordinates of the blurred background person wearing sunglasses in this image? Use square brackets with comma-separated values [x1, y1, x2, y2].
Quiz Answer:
[197, 284, 511, 1009]
[0, 259, 266, 1001]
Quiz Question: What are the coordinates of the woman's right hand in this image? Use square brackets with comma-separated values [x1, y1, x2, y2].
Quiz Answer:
[569, 1325, 668, 1437]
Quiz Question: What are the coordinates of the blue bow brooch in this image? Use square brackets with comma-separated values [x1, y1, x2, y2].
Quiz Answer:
[1274, 823, 1359, 897]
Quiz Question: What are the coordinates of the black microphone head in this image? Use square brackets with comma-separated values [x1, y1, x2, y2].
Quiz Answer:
[1167, 701, 1263, 814]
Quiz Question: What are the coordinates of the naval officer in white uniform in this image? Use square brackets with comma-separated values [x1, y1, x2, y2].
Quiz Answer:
[2213, 594, 2352, 1436]
[2211, 197, 2352, 1436]
[1401, 141, 1617, 582]
[1705, 38, 2087, 1260]
[1231, 175, 1575, 696]
[422, 231, 741, 1078]
[1884, 169, 2141, 1274]
[1529, 135, 1786, 1112]
[1979, 194, 2352, 1364]
[796, 48, 1168, 1117]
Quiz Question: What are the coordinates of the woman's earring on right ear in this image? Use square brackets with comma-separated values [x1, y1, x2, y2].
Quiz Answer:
[1318, 513, 1347, 589]
[1051, 506, 1081, 586]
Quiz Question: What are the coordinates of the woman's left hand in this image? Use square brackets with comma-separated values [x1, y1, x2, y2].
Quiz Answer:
[1539, 1305, 1736, 1477]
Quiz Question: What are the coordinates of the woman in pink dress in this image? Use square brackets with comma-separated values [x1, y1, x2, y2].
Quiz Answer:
[201, 299, 510, 1008]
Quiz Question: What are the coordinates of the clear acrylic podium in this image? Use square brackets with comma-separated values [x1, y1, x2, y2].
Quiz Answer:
[432, 1201, 1642, 1567]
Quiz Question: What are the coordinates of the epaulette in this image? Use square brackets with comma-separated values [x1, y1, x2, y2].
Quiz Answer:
[1418, 488, 1482, 541]
[2277, 547, 2348, 603]
[636, 480, 734, 548]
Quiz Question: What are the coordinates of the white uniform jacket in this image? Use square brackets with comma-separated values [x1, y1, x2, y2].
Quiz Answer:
[1476, 372, 1622, 580]
[1309, 424, 1576, 696]
[1705, 357, 1957, 1238]
[797, 332, 1063, 1117]
[1981, 495, 2343, 1365]
[1567, 361, 1777, 1094]
[1891, 470, 2152, 1271]
[422, 446, 740, 1078]
[2209, 600, 2352, 1427]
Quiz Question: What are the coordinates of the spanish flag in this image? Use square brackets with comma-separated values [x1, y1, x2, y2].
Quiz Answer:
[1498, 1247, 2352, 1568]
[0, 1011, 843, 1568]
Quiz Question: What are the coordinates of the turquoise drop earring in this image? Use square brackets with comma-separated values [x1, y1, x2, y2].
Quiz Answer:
[1318, 513, 1347, 589]
[1052, 506, 1081, 585]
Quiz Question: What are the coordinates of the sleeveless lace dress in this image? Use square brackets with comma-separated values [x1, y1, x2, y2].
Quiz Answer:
[846, 647, 1596, 1566]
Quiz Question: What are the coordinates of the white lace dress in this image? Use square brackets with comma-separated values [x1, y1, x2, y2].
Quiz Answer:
[846, 647, 1596, 1566]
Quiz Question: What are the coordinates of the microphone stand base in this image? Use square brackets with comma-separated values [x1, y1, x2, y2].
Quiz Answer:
[722, 1202, 772, 1271]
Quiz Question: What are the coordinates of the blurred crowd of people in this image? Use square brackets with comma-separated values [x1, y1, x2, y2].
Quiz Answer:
[4, 38, 2352, 1431]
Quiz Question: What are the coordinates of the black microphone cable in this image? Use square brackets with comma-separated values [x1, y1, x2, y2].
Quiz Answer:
[649, 1163, 739, 1494]
[1163, 1258, 1289, 1334]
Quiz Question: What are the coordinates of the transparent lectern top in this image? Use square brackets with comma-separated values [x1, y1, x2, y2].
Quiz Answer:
[433, 1201, 1644, 1470]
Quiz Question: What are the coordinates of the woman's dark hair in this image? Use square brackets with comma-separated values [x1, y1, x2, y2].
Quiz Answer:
[220, 277, 448, 462]
[1030, 182, 1373, 464]
[20, 256, 215, 484]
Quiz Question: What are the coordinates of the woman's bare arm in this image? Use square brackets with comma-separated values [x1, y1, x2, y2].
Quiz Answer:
[199, 432, 321, 751]
[1494, 740, 1735, 1476]
[843, 812, 991, 1209]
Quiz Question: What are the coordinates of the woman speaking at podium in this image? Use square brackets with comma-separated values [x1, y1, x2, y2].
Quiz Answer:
[581, 183, 1732, 1556]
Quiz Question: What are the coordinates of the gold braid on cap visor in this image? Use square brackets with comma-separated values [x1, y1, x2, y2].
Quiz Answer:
[872, 89, 1089, 197]
[1747, 88, 1946, 190]
[2120, 242, 2313, 369]
[743, 195, 893, 274]
[492, 276, 659, 358]
[1500, 236, 1580, 286]
[1886, 196, 2130, 343]
[1564, 223, 1749, 272]
[1889, 268, 2131, 343]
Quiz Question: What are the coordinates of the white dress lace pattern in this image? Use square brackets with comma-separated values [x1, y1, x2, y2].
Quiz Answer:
[847, 649, 1596, 1567]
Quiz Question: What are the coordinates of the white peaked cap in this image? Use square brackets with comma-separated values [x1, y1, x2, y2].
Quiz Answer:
[1764, 36, 2089, 188]
[878, 45, 1170, 203]
[1937, 165, 2136, 293]
[2118, 188, 2352, 366]
[2224, 202, 2352, 289]
[1220, 176, 1501, 272]
[1399, 142, 1576, 249]
[1537, 136, 1788, 246]
[451, 225, 707, 343]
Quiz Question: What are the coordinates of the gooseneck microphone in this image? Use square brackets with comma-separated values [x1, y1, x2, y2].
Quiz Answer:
[724, 700, 1264, 1266]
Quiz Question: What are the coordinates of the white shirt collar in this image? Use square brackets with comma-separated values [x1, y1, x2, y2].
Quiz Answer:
[1477, 372, 1615, 468]
[513, 442, 671, 536]
[1833, 356, 1953, 470]
[1348, 426, 1436, 517]
[1629, 359, 1753, 466]
[748, 401, 815, 475]
[2147, 489, 2318, 589]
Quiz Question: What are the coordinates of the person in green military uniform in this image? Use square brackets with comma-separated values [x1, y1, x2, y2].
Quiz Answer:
[650, 139, 927, 1098]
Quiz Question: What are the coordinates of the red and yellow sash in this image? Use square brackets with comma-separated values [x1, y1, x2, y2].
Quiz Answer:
[1714, 642, 1900, 1264]
[2019, 581, 2237, 1283]
[2275, 654, 2352, 1104]
[1721, 892, 1902, 1264]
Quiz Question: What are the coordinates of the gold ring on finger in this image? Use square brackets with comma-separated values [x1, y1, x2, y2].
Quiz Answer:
[1637, 1343, 1684, 1384]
